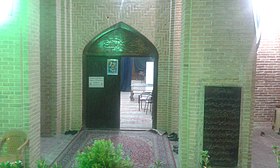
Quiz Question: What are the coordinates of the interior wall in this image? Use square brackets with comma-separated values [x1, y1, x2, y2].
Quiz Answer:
[180, 1, 255, 167]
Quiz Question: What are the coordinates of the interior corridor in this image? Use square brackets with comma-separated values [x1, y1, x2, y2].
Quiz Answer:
[120, 91, 152, 130]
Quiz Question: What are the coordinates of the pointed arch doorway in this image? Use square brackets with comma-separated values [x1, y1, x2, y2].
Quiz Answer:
[83, 22, 158, 129]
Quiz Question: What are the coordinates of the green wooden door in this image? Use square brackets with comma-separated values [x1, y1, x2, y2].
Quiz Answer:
[85, 56, 120, 129]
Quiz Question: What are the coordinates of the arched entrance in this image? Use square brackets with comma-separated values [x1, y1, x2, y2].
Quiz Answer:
[82, 22, 158, 129]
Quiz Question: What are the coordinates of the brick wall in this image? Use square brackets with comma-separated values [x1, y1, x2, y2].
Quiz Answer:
[54, 0, 73, 135]
[168, 0, 182, 133]
[56, 0, 74, 133]
[56, 0, 62, 135]
[40, 0, 58, 136]
[41, 0, 74, 136]
[0, 0, 40, 166]
[180, 0, 255, 167]
[0, 0, 24, 135]
[27, 0, 41, 166]
[61, 0, 74, 133]
[154, 0, 173, 131]
[254, 31, 280, 126]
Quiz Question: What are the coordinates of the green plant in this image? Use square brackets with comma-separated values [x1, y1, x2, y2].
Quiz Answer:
[272, 145, 280, 168]
[149, 160, 164, 168]
[75, 139, 133, 168]
[0, 161, 23, 168]
[37, 160, 62, 168]
[201, 150, 211, 168]
[37, 160, 48, 168]
[51, 163, 62, 168]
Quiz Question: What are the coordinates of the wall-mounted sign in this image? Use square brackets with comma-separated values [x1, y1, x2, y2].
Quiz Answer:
[89, 76, 104, 88]
[107, 59, 118, 75]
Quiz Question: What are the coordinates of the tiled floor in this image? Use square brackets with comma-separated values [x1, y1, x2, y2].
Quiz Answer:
[41, 134, 75, 165]
[120, 91, 152, 129]
[251, 126, 280, 168]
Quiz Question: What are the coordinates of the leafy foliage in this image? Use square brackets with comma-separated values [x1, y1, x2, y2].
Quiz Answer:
[201, 150, 211, 168]
[149, 160, 164, 168]
[75, 139, 133, 168]
[37, 160, 62, 168]
[0, 161, 23, 168]
[37, 160, 48, 168]
[272, 145, 280, 168]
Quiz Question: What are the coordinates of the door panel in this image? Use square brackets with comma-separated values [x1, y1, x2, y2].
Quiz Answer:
[85, 56, 120, 128]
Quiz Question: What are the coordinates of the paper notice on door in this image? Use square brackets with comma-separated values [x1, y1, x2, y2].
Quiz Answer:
[89, 76, 104, 88]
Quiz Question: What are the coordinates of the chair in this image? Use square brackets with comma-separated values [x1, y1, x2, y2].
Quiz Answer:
[138, 92, 152, 111]
[144, 94, 153, 114]
[0, 130, 29, 165]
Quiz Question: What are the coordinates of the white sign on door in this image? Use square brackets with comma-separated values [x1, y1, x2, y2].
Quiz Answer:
[89, 76, 104, 88]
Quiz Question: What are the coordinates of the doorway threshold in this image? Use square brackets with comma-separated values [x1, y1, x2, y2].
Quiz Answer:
[120, 127, 151, 131]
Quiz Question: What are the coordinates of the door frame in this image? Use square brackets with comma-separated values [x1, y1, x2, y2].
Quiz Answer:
[82, 22, 159, 129]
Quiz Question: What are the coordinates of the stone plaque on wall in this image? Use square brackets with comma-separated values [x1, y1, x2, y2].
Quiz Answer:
[203, 86, 241, 167]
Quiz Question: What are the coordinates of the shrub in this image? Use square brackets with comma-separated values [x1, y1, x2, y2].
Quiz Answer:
[201, 150, 211, 168]
[0, 161, 23, 168]
[272, 145, 280, 168]
[75, 139, 133, 168]
[149, 160, 164, 168]
[37, 160, 62, 168]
